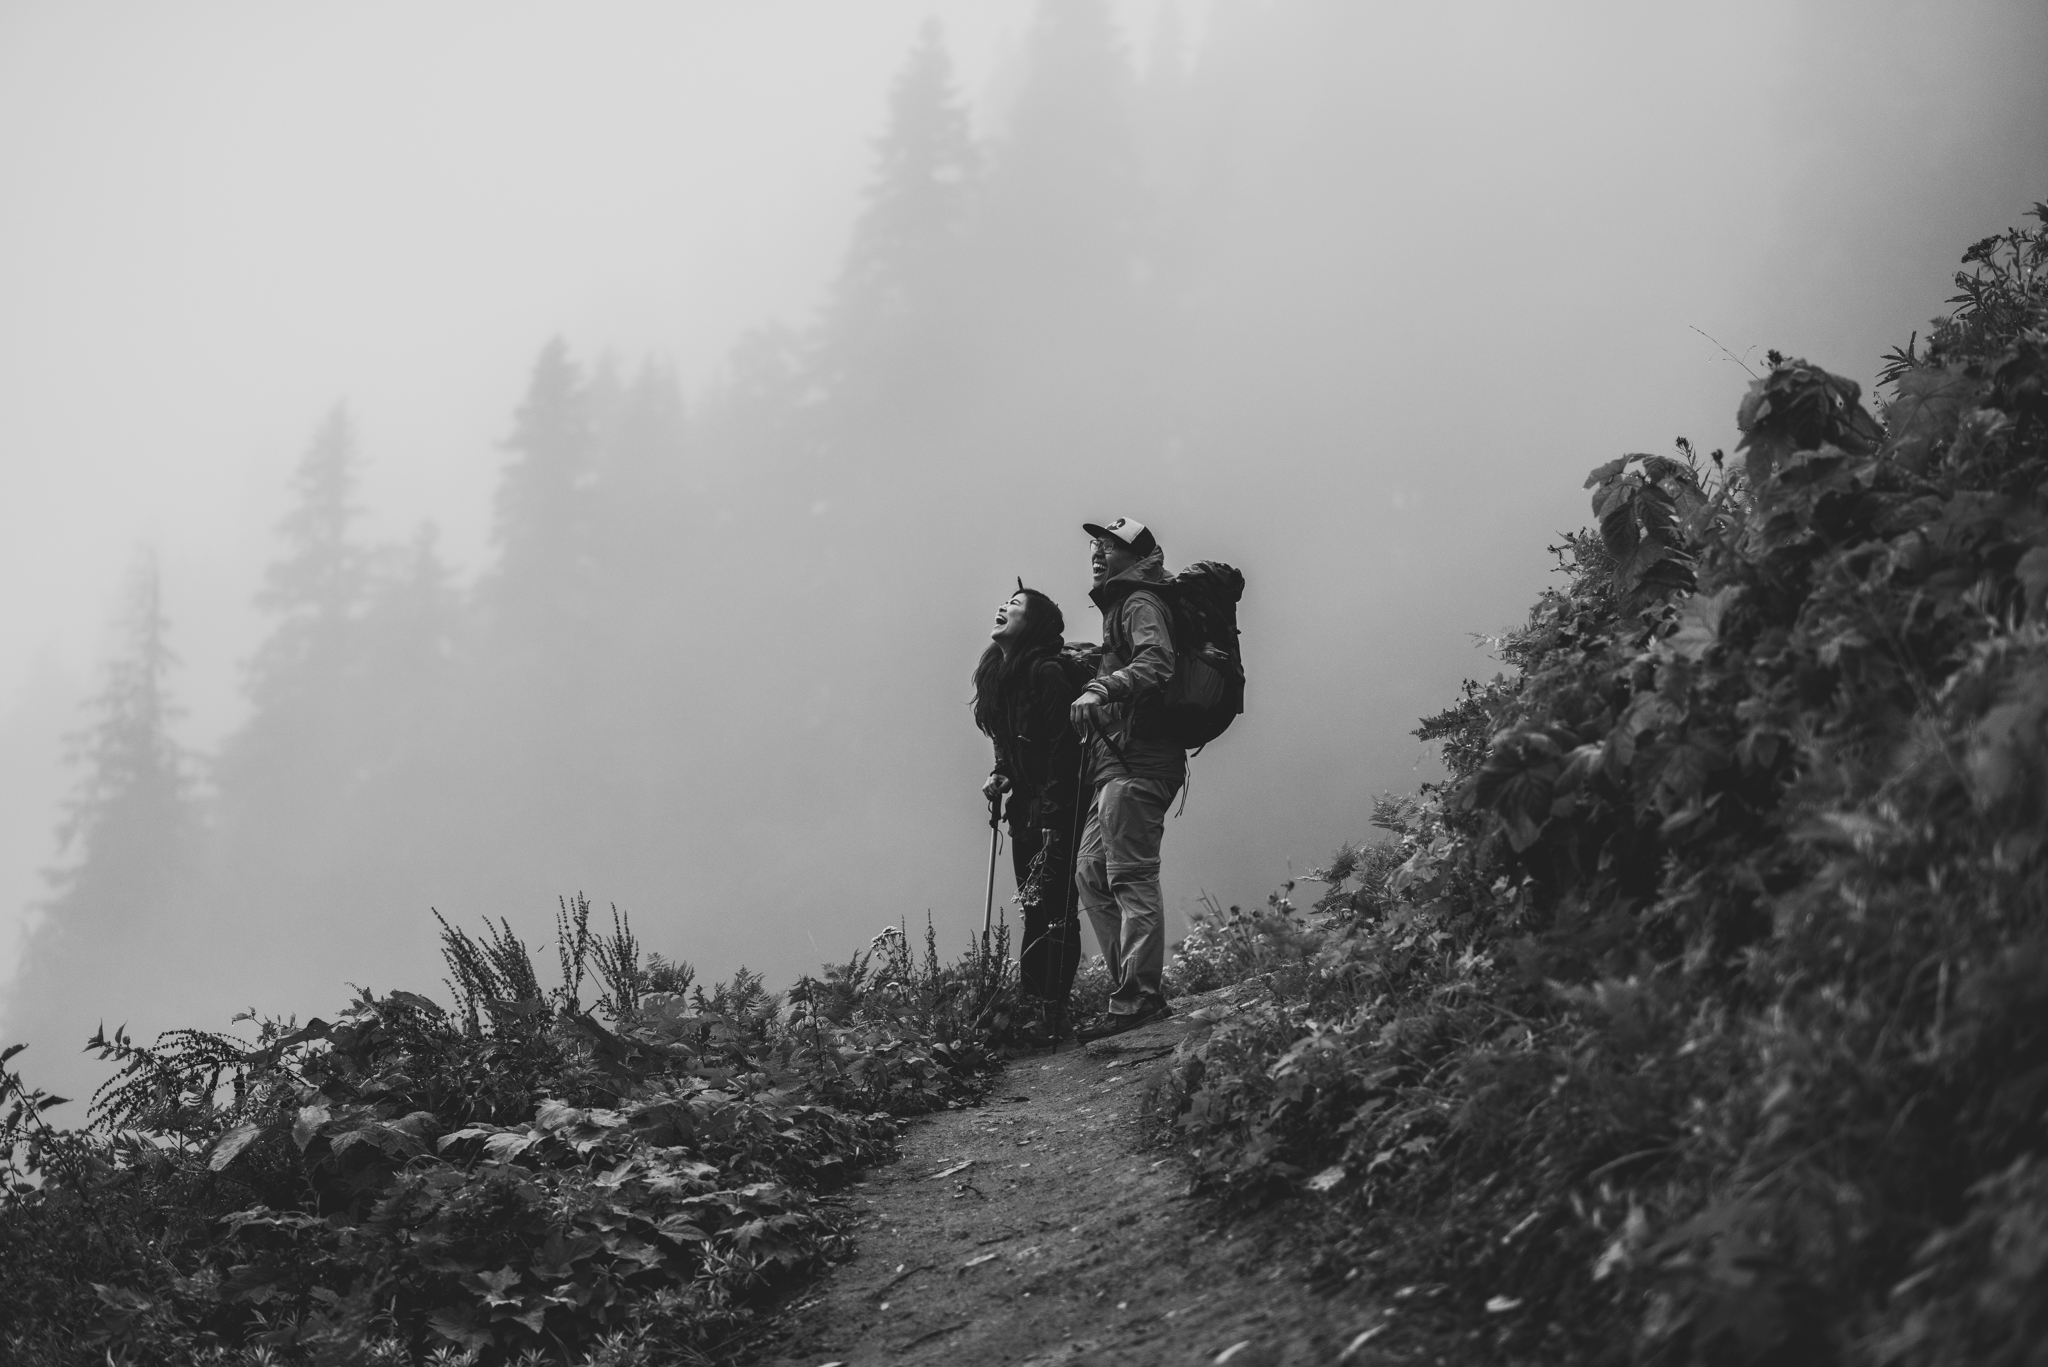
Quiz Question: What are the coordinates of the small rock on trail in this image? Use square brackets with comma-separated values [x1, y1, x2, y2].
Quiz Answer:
[750, 1000, 1395, 1366]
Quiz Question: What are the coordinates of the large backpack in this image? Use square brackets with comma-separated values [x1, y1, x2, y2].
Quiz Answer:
[1096, 562, 1246, 750]
[1156, 560, 1246, 749]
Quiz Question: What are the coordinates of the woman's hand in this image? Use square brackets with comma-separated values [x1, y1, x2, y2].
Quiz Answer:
[982, 774, 1010, 803]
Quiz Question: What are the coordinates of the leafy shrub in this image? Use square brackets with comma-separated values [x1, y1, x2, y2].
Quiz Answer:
[1166, 886, 1326, 998]
[2, 897, 1029, 1365]
[1161, 203, 2048, 1364]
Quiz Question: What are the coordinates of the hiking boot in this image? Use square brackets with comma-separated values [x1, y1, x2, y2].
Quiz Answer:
[1040, 1001, 1070, 1048]
[1013, 1001, 1061, 1050]
[1075, 999, 1172, 1042]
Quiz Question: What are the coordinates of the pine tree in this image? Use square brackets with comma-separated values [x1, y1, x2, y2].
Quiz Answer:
[591, 357, 688, 548]
[44, 554, 195, 923]
[482, 338, 601, 660]
[214, 405, 371, 823]
[981, 0, 1146, 312]
[449, 339, 623, 910]
[357, 524, 460, 749]
[815, 19, 981, 429]
[4, 555, 197, 1082]
[329, 522, 462, 907]
[587, 358, 692, 690]
[253, 406, 365, 683]
[966, 0, 1161, 486]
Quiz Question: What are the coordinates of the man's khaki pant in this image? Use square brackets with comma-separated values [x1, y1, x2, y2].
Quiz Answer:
[1076, 774, 1180, 1016]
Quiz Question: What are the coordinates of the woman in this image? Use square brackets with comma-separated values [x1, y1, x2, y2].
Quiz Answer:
[973, 582, 1086, 1033]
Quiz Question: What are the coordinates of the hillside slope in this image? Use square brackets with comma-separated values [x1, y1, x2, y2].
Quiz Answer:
[1151, 204, 2048, 1365]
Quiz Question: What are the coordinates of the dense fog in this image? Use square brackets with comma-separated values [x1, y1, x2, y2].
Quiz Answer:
[3, 0, 2044, 1102]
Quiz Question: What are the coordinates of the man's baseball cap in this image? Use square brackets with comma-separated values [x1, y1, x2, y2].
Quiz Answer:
[1082, 516, 1158, 558]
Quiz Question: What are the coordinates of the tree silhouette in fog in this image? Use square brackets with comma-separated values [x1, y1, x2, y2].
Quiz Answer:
[213, 408, 373, 872]
[972, 0, 1162, 481]
[985, 0, 1145, 303]
[341, 523, 463, 886]
[816, 17, 980, 444]
[205, 410, 466, 960]
[483, 339, 605, 662]
[575, 358, 699, 881]
[45, 557, 195, 928]
[6, 555, 197, 1066]
[448, 343, 709, 914]
[464, 340, 611, 880]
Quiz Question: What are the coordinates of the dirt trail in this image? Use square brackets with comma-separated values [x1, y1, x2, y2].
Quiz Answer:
[751, 999, 1402, 1366]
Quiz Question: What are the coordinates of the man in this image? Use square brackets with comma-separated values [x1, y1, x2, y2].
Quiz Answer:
[1070, 516, 1184, 1041]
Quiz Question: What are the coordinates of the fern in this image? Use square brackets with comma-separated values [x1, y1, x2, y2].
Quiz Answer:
[86, 1022, 253, 1140]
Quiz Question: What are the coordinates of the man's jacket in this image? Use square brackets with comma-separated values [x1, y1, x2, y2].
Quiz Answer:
[990, 651, 1086, 833]
[1087, 554, 1187, 784]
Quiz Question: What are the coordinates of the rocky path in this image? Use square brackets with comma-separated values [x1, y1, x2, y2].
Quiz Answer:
[751, 1002, 1405, 1366]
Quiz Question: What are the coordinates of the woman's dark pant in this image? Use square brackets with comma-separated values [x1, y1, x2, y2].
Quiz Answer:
[1010, 823, 1082, 1002]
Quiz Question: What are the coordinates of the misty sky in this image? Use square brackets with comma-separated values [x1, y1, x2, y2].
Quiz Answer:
[3, 0, 2044, 1044]
[0, 0, 1049, 974]
[1, 2, 1043, 707]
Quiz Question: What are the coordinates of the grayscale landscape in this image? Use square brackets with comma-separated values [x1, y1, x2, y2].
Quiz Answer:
[3, 3, 2045, 1364]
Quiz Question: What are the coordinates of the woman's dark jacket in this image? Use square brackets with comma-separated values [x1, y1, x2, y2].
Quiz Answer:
[989, 653, 1086, 834]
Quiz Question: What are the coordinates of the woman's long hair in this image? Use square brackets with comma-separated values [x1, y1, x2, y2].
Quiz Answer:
[972, 584, 1066, 737]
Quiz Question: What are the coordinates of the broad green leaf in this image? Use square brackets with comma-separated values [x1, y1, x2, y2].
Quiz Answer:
[1736, 728, 1783, 772]
[1667, 588, 1741, 662]
[427, 1306, 492, 1349]
[1880, 364, 1984, 471]
[1596, 482, 1643, 557]
[502, 1303, 548, 1334]
[471, 1265, 522, 1303]
[208, 1122, 265, 1171]
[534, 1098, 580, 1131]
[483, 1131, 541, 1162]
[1652, 742, 1715, 815]
[92, 1283, 154, 1313]
[293, 1103, 330, 1151]
[1584, 456, 1628, 489]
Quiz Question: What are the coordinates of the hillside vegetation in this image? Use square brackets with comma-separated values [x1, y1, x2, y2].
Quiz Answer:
[1162, 204, 2048, 1364]
[2, 903, 1037, 1365]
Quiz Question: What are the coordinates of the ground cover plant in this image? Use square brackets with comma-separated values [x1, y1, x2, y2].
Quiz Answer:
[1162, 204, 2048, 1364]
[1, 900, 1029, 1365]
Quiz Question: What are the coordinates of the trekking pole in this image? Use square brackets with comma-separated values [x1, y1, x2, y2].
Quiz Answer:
[1052, 742, 1092, 1050]
[982, 788, 1003, 949]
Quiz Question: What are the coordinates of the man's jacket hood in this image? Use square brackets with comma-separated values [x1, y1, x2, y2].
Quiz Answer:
[1089, 551, 1170, 611]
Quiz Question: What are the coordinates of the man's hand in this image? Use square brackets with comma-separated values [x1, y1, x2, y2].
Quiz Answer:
[1069, 687, 1109, 732]
[982, 774, 1010, 803]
